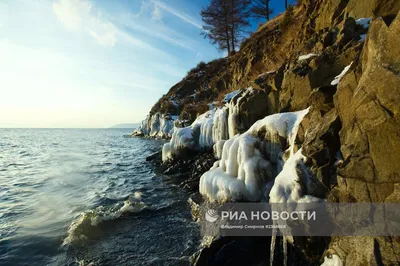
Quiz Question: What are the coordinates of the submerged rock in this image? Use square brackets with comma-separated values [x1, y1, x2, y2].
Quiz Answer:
[145, 151, 162, 162]
[193, 236, 271, 266]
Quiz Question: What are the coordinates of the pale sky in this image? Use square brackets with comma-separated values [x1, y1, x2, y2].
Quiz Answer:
[0, 0, 222, 128]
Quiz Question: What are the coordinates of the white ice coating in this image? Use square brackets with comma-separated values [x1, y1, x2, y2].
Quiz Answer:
[194, 110, 215, 149]
[298, 53, 319, 61]
[321, 255, 343, 266]
[162, 127, 195, 161]
[222, 89, 240, 103]
[133, 113, 176, 138]
[227, 87, 255, 138]
[359, 34, 367, 42]
[268, 148, 307, 204]
[214, 140, 226, 159]
[212, 107, 229, 142]
[199, 108, 310, 203]
[331, 62, 353, 85]
[162, 88, 254, 161]
[162, 110, 217, 161]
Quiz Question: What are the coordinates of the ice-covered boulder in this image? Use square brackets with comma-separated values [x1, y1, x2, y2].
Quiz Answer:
[199, 108, 310, 203]
[162, 110, 216, 161]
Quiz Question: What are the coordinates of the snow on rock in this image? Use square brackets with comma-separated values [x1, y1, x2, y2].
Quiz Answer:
[321, 254, 343, 266]
[356, 17, 371, 29]
[207, 101, 219, 110]
[331, 62, 353, 85]
[199, 108, 310, 203]
[222, 90, 241, 103]
[257, 71, 276, 78]
[298, 53, 319, 61]
[359, 34, 367, 42]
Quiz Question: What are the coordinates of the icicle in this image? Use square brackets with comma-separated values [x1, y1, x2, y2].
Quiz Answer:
[283, 236, 287, 266]
[270, 230, 277, 266]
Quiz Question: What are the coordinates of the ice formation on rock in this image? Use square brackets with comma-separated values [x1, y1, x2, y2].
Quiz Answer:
[162, 110, 216, 161]
[161, 88, 256, 161]
[268, 149, 307, 203]
[222, 90, 240, 103]
[320, 254, 343, 266]
[212, 107, 229, 142]
[214, 140, 226, 159]
[227, 87, 256, 138]
[162, 127, 195, 161]
[133, 113, 176, 138]
[199, 108, 310, 202]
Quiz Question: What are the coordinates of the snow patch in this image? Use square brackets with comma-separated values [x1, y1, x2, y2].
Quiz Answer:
[356, 17, 371, 29]
[298, 53, 318, 61]
[359, 34, 367, 42]
[222, 90, 241, 103]
[331, 62, 352, 85]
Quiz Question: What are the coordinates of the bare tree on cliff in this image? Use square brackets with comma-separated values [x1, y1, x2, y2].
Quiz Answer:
[201, 0, 250, 55]
[285, 0, 288, 9]
[249, 0, 273, 21]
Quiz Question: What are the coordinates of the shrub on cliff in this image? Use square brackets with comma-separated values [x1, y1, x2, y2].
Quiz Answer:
[187, 61, 207, 76]
[282, 4, 294, 27]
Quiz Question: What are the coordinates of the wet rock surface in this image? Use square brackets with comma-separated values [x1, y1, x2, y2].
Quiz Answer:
[159, 151, 217, 193]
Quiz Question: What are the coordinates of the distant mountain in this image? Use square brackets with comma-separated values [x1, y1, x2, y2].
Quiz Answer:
[109, 123, 140, 129]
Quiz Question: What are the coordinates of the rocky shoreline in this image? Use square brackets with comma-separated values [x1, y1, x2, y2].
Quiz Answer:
[135, 1, 400, 265]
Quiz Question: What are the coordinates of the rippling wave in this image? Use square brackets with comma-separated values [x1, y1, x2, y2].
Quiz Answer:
[63, 193, 147, 246]
[0, 129, 200, 265]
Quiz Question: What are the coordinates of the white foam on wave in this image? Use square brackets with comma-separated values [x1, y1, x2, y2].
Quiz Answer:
[63, 194, 147, 246]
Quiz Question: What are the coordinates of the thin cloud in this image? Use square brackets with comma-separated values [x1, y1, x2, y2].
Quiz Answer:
[52, 0, 174, 59]
[116, 14, 196, 51]
[53, 0, 116, 46]
[151, 3, 163, 22]
[131, 0, 147, 18]
[149, 0, 203, 29]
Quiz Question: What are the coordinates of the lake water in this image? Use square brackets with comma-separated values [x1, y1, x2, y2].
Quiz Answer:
[0, 128, 199, 265]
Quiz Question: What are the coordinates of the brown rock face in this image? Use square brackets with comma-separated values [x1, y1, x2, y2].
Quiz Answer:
[346, 0, 400, 19]
[335, 13, 400, 195]
[328, 11, 400, 266]
[231, 88, 271, 133]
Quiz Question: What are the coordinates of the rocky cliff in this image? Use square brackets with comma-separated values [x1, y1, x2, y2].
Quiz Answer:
[137, 0, 400, 265]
